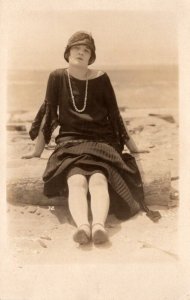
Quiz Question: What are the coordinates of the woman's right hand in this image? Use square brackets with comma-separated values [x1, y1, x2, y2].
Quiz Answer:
[21, 152, 41, 159]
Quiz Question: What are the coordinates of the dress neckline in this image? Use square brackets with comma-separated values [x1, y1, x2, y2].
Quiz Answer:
[64, 68, 106, 82]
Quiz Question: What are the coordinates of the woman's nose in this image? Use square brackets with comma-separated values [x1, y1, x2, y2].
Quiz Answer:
[78, 48, 84, 55]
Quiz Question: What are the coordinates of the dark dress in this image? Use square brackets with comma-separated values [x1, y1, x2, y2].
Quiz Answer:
[29, 68, 160, 221]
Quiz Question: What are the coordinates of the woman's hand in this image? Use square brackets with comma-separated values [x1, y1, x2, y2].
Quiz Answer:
[22, 123, 46, 159]
[125, 137, 150, 155]
[21, 152, 41, 159]
[131, 149, 150, 154]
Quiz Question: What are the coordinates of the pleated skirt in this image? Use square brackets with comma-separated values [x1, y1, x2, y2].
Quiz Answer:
[42, 140, 144, 220]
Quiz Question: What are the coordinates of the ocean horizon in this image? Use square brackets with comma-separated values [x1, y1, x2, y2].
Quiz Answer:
[7, 65, 178, 113]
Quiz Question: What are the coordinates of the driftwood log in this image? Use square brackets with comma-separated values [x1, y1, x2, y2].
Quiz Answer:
[6, 153, 177, 208]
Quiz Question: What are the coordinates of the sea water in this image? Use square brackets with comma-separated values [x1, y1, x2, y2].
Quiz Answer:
[7, 65, 178, 113]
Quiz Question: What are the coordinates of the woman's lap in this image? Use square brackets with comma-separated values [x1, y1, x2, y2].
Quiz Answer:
[43, 141, 142, 219]
[66, 165, 107, 180]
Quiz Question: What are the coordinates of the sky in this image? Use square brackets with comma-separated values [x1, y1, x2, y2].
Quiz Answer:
[1, 0, 178, 69]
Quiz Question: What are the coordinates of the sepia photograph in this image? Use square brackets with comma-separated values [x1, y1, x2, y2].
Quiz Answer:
[1, 0, 190, 299]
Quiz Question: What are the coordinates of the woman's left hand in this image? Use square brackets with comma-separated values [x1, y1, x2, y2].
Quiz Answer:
[131, 149, 150, 154]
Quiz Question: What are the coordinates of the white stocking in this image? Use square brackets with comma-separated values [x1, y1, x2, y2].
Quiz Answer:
[67, 174, 89, 227]
[89, 173, 110, 226]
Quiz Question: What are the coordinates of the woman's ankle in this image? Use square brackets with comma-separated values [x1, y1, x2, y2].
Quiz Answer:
[92, 223, 106, 232]
[77, 223, 90, 230]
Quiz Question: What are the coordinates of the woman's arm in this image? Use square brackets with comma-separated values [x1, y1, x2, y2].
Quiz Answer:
[22, 116, 46, 159]
[125, 136, 139, 153]
[122, 118, 149, 154]
[103, 73, 149, 153]
[22, 71, 60, 159]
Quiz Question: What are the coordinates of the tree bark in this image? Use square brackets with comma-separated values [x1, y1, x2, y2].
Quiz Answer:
[7, 157, 177, 207]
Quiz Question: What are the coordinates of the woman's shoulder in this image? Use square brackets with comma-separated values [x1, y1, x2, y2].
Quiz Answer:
[88, 69, 107, 80]
[50, 68, 65, 77]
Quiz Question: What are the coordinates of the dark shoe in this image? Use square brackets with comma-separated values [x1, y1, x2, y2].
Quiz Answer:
[73, 224, 91, 245]
[92, 223, 109, 245]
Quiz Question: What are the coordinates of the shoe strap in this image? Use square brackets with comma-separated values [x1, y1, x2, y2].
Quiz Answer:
[78, 224, 90, 229]
[92, 223, 105, 229]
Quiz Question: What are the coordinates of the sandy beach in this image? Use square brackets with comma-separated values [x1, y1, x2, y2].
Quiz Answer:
[1, 104, 183, 300]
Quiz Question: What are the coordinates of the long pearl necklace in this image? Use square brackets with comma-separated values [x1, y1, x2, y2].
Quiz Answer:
[67, 69, 88, 113]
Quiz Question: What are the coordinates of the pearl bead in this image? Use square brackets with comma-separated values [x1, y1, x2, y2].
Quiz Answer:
[67, 69, 88, 113]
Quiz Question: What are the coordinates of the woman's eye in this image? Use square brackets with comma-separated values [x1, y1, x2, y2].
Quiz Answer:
[72, 46, 90, 53]
[72, 46, 79, 50]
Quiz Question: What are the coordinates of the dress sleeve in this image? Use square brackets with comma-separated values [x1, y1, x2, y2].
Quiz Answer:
[103, 73, 130, 151]
[29, 71, 59, 144]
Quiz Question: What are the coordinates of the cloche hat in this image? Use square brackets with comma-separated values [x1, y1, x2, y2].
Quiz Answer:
[64, 31, 96, 65]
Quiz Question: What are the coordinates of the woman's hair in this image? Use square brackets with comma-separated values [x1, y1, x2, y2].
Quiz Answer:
[64, 31, 96, 65]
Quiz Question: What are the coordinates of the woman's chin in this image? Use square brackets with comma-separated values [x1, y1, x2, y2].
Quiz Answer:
[69, 59, 87, 67]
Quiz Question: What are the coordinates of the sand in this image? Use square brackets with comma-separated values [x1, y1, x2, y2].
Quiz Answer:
[1, 108, 185, 300]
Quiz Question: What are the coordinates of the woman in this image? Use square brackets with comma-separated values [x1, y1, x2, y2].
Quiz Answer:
[23, 31, 161, 245]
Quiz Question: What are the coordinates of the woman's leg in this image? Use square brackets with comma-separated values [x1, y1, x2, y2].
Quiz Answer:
[67, 174, 91, 244]
[67, 174, 89, 227]
[89, 172, 110, 225]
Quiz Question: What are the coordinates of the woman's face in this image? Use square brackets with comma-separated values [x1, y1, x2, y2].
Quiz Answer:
[69, 45, 91, 67]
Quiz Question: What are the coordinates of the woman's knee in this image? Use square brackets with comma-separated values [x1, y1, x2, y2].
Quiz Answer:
[89, 173, 108, 190]
[67, 174, 88, 190]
